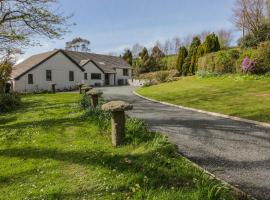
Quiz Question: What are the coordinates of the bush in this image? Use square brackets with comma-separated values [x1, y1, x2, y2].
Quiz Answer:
[0, 93, 21, 112]
[154, 71, 170, 83]
[80, 94, 92, 109]
[198, 49, 240, 73]
[253, 41, 270, 74]
[236, 48, 255, 72]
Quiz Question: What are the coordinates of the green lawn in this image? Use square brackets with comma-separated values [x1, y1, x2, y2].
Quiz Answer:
[137, 75, 270, 123]
[0, 93, 237, 199]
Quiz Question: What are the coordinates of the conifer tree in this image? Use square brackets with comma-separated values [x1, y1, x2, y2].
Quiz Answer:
[176, 46, 188, 75]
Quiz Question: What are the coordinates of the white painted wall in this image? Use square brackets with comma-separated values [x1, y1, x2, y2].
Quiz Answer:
[13, 52, 84, 92]
[82, 62, 105, 86]
[115, 68, 132, 85]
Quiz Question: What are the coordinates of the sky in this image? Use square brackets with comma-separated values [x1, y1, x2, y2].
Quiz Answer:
[17, 0, 238, 62]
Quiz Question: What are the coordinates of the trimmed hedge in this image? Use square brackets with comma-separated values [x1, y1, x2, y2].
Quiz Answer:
[198, 49, 240, 73]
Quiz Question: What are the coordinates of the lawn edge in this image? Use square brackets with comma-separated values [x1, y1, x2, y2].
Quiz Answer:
[134, 91, 257, 200]
[176, 152, 256, 200]
[133, 91, 270, 129]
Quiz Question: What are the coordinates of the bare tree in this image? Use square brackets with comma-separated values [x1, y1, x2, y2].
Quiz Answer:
[155, 40, 162, 50]
[232, 0, 266, 37]
[217, 29, 233, 48]
[0, 0, 72, 55]
[182, 34, 193, 48]
[171, 37, 181, 54]
[163, 39, 171, 55]
[199, 30, 211, 42]
[131, 43, 143, 58]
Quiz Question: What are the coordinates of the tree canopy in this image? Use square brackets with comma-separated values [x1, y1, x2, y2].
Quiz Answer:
[0, 0, 72, 55]
[122, 49, 133, 66]
[65, 37, 91, 52]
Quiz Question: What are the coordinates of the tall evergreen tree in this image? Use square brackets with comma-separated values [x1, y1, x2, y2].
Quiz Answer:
[183, 37, 201, 75]
[122, 49, 133, 66]
[176, 46, 188, 75]
[204, 33, 220, 53]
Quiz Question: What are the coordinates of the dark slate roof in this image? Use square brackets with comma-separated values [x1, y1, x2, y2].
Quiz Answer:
[63, 50, 131, 73]
[12, 50, 59, 79]
[12, 49, 131, 79]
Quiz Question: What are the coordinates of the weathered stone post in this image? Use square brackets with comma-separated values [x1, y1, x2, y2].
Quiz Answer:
[50, 83, 56, 94]
[102, 101, 133, 147]
[86, 89, 103, 108]
[81, 85, 92, 94]
[78, 83, 84, 94]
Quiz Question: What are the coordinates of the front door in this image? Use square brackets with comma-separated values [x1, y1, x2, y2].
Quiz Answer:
[105, 74, 110, 85]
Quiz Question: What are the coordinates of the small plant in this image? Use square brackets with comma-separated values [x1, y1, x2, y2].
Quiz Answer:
[80, 94, 92, 109]
[0, 93, 21, 112]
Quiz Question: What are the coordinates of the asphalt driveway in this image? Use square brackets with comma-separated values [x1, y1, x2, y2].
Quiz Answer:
[99, 86, 270, 200]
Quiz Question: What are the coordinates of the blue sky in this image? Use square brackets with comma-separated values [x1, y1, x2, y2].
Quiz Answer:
[18, 0, 237, 61]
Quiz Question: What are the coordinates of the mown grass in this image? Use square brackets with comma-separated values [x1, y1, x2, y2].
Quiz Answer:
[0, 93, 237, 199]
[137, 74, 270, 123]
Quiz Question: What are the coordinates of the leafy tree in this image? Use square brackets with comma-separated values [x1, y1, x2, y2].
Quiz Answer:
[122, 49, 133, 66]
[204, 33, 220, 53]
[0, 0, 71, 55]
[183, 37, 201, 75]
[176, 47, 188, 75]
[0, 58, 13, 94]
[65, 37, 91, 52]
[239, 23, 270, 48]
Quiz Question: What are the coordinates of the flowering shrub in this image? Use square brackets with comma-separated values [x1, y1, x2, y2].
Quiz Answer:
[242, 57, 256, 73]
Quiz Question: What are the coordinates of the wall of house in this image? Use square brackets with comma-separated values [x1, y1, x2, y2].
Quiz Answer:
[115, 68, 132, 85]
[13, 52, 84, 92]
[109, 74, 115, 85]
[82, 62, 105, 86]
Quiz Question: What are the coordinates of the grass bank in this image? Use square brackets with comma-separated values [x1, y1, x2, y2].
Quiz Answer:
[137, 74, 270, 123]
[0, 93, 237, 199]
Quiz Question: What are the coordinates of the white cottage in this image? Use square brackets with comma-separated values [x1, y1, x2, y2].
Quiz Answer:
[11, 49, 132, 92]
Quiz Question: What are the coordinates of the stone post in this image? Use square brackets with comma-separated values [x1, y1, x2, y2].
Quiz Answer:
[78, 83, 84, 94]
[50, 83, 56, 94]
[86, 89, 103, 108]
[81, 86, 92, 94]
[102, 101, 133, 147]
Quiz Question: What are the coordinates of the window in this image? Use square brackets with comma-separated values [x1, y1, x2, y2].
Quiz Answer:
[28, 74, 33, 84]
[46, 70, 52, 81]
[91, 73, 101, 80]
[84, 73, 88, 80]
[69, 71, 74, 81]
[123, 69, 129, 76]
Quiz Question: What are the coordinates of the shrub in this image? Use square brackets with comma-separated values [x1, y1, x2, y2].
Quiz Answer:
[236, 48, 256, 72]
[253, 41, 270, 74]
[0, 93, 21, 112]
[80, 94, 92, 109]
[242, 57, 256, 73]
[154, 71, 170, 83]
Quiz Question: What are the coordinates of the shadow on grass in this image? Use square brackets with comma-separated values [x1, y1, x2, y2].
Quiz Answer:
[0, 147, 194, 191]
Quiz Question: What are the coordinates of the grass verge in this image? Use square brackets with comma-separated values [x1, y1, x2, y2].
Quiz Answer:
[0, 93, 238, 199]
[137, 74, 270, 123]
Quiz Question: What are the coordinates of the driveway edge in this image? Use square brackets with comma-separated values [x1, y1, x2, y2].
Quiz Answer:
[133, 91, 270, 129]
[134, 91, 257, 199]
